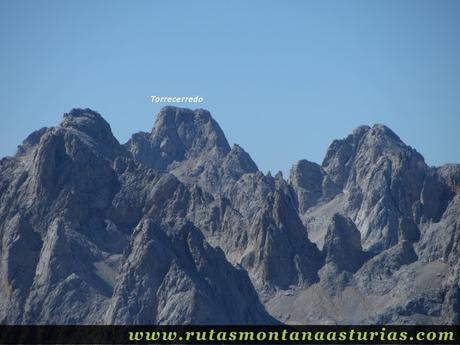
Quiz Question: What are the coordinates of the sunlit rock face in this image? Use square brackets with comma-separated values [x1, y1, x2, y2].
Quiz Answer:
[0, 107, 458, 325]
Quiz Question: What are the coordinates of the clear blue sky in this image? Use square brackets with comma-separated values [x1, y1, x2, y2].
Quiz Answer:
[1, 0, 459, 175]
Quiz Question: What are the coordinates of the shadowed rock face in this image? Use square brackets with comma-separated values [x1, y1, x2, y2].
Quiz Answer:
[0, 106, 459, 325]
[323, 214, 366, 273]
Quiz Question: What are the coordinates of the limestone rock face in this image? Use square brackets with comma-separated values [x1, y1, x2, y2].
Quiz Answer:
[323, 214, 366, 273]
[126, 106, 249, 196]
[0, 106, 458, 325]
[288, 160, 339, 214]
[0, 108, 274, 324]
[125, 107, 323, 295]
[290, 124, 453, 252]
[106, 219, 275, 324]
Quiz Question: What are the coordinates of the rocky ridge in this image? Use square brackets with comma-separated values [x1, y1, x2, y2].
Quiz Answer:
[0, 106, 458, 325]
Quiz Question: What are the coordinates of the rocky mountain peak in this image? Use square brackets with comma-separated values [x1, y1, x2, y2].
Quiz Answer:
[288, 159, 340, 214]
[62, 107, 104, 120]
[17, 109, 120, 159]
[322, 123, 413, 179]
[351, 124, 371, 135]
[323, 213, 366, 273]
[127, 107, 259, 197]
[320, 122, 428, 200]
[289, 160, 323, 191]
[291, 122, 448, 254]
[369, 123, 402, 140]
[61, 108, 113, 137]
[1, 107, 459, 326]
[151, 106, 231, 155]
[60, 108, 122, 159]
[127, 107, 232, 172]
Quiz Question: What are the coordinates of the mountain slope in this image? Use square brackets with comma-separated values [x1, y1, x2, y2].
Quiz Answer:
[0, 108, 275, 324]
[0, 106, 458, 325]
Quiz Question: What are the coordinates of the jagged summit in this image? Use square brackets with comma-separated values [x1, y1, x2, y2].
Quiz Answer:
[61, 108, 120, 149]
[370, 123, 401, 138]
[63, 107, 103, 119]
[351, 124, 371, 135]
[1, 107, 459, 325]
[151, 106, 231, 154]
[126, 107, 259, 195]
[153, 106, 216, 128]
[351, 123, 402, 139]
[322, 122, 417, 171]
[15, 108, 122, 161]
[126, 107, 232, 172]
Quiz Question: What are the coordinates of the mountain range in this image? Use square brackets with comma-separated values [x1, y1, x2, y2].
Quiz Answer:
[0, 106, 459, 325]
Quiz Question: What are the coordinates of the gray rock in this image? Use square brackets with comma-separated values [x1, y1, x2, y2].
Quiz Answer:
[323, 214, 366, 273]
[0, 108, 277, 324]
[0, 106, 458, 325]
[106, 219, 275, 324]
[292, 123, 453, 253]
